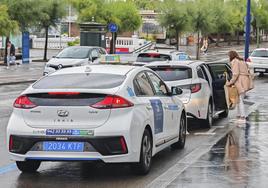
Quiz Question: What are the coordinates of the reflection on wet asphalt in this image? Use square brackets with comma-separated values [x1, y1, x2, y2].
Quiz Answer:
[167, 77, 268, 188]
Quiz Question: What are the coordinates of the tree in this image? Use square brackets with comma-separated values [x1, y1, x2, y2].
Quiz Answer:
[0, 5, 17, 36]
[39, 0, 66, 61]
[211, 1, 233, 46]
[226, 0, 246, 45]
[127, 0, 161, 10]
[159, 0, 189, 50]
[187, 0, 214, 59]
[73, 0, 141, 54]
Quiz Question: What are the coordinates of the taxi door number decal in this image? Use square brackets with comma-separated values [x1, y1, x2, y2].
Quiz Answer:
[150, 99, 164, 134]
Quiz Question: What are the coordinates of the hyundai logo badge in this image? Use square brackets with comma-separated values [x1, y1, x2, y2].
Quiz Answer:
[57, 110, 69, 117]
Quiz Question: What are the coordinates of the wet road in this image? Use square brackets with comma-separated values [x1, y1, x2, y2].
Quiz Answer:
[0, 75, 263, 188]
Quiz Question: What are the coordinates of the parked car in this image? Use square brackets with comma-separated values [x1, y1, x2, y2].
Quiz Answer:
[43, 46, 107, 75]
[7, 64, 186, 175]
[247, 48, 268, 76]
[146, 60, 231, 128]
[134, 50, 190, 66]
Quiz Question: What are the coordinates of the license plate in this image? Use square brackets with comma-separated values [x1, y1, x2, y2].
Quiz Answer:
[43, 141, 84, 152]
[255, 68, 266, 72]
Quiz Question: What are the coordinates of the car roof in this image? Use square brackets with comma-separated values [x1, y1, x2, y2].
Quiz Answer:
[65, 46, 104, 49]
[138, 50, 172, 55]
[144, 60, 204, 67]
[253, 48, 268, 51]
[50, 64, 141, 76]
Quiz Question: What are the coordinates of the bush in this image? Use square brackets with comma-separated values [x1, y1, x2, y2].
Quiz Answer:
[68, 39, 80, 46]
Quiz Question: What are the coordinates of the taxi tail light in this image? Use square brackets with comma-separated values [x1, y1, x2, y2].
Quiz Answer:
[13, 95, 37, 109]
[90, 95, 134, 109]
[191, 83, 201, 93]
[9, 135, 13, 151]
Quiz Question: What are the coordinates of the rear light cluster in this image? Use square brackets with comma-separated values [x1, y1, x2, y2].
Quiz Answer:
[190, 83, 201, 93]
[14, 95, 36, 109]
[13, 94, 133, 109]
[91, 95, 134, 109]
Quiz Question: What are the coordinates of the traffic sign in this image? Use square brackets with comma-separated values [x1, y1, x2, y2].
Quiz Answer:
[108, 23, 118, 33]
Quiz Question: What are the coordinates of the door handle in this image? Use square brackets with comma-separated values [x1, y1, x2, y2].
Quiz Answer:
[164, 105, 169, 110]
[146, 105, 152, 110]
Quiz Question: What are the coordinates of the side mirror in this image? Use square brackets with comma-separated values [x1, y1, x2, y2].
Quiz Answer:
[171, 86, 183, 96]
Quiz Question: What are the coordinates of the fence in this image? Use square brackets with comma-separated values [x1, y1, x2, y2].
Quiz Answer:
[32, 37, 77, 49]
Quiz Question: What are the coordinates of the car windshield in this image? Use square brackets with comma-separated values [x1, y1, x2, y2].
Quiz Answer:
[151, 67, 192, 81]
[136, 53, 171, 63]
[33, 73, 126, 89]
[251, 50, 268, 58]
[56, 48, 90, 59]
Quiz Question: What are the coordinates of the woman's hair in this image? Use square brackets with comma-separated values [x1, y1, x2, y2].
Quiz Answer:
[228, 50, 244, 62]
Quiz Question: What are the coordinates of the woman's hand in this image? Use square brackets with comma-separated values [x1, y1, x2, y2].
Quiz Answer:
[226, 81, 231, 86]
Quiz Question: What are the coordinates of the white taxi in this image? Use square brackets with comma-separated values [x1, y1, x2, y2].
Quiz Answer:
[7, 62, 186, 175]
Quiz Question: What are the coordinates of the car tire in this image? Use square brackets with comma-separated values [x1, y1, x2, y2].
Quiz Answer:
[16, 161, 41, 173]
[203, 102, 213, 128]
[171, 113, 186, 149]
[131, 129, 152, 175]
[259, 72, 264, 77]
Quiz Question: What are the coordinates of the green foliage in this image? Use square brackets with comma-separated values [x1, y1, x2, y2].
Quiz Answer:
[127, 0, 161, 10]
[39, 0, 66, 28]
[0, 5, 18, 36]
[68, 38, 80, 46]
[6, 0, 42, 31]
[72, 0, 141, 33]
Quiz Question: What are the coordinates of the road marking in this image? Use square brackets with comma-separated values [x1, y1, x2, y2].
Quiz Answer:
[0, 163, 16, 175]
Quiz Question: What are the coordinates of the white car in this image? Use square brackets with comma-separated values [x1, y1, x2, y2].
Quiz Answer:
[134, 50, 190, 66]
[7, 64, 186, 175]
[247, 48, 268, 76]
[43, 46, 107, 75]
[146, 61, 230, 128]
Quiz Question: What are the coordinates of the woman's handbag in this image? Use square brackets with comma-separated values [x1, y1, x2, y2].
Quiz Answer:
[224, 73, 239, 109]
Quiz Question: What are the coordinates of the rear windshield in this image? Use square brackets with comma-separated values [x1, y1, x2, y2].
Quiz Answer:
[151, 67, 192, 81]
[136, 53, 172, 63]
[33, 73, 126, 89]
[251, 50, 268, 57]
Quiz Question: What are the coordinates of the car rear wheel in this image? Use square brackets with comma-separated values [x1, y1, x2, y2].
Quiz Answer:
[131, 129, 152, 175]
[203, 102, 213, 128]
[171, 113, 186, 149]
[16, 161, 41, 173]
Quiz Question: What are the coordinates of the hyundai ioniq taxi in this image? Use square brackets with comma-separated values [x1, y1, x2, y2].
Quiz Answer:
[7, 62, 186, 175]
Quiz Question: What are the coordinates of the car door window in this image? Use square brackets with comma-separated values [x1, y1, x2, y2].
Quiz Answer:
[200, 65, 210, 84]
[133, 72, 154, 96]
[146, 71, 168, 96]
[197, 66, 205, 79]
[91, 49, 100, 59]
[209, 64, 230, 80]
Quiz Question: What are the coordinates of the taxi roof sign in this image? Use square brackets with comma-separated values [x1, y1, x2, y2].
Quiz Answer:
[100, 55, 121, 64]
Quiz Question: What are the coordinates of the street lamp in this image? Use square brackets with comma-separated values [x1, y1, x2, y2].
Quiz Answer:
[244, 0, 251, 61]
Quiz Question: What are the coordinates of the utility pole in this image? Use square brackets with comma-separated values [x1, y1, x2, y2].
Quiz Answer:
[244, 0, 251, 61]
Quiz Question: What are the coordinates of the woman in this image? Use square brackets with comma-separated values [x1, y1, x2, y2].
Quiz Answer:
[227, 51, 251, 124]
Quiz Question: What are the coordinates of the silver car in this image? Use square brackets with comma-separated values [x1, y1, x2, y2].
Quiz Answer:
[43, 46, 107, 75]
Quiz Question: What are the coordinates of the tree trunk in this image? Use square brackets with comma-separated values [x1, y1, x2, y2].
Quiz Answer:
[196, 31, 200, 60]
[216, 33, 220, 47]
[228, 34, 232, 46]
[176, 30, 179, 51]
[43, 26, 49, 61]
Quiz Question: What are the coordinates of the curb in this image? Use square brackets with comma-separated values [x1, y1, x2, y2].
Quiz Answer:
[0, 79, 37, 86]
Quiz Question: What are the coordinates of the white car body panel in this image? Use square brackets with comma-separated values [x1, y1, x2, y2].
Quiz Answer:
[7, 65, 185, 164]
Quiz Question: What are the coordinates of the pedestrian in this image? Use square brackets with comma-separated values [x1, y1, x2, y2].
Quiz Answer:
[200, 37, 208, 55]
[6, 41, 16, 69]
[226, 51, 253, 124]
